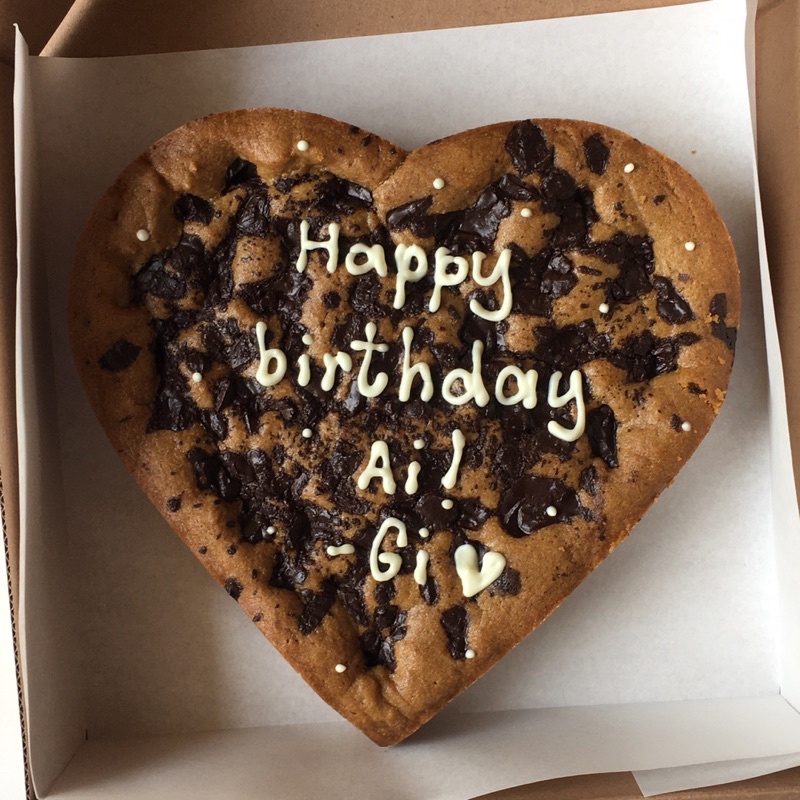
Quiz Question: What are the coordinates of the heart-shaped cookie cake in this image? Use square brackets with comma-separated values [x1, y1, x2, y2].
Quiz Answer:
[69, 109, 739, 746]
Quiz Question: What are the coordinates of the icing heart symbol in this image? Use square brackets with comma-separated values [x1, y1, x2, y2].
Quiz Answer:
[454, 544, 507, 598]
[69, 109, 739, 746]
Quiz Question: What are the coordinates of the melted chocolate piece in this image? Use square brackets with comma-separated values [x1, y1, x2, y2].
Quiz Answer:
[709, 293, 737, 352]
[505, 120, 554, 176]
[498, 475, 582, 538]
[174, 193, 214, 224]
[611, 330, 700, 383]
[224, 577, 243, 601]
[99, 339, 140, 372]
[652, 276, 694, 324]
[298, 580, 337, 634]
[166, 496, 181, 512]
[583, 133, 610, 175]
[385, 196, 434, 233]
[441, 606, 469, 660]
[586, 405, 619, 468]
[223, 157, 261, 193]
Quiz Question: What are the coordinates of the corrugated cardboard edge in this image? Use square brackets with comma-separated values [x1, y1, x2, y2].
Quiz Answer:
[0, 58, 29, 799]
[1, 0, 799, 797]
[755, 0, 800, 498]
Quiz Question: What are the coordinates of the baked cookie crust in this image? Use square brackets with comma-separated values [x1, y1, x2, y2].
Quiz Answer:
[69, 109, 739, 746]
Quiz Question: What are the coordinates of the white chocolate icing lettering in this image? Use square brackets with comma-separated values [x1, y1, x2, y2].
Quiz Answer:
[345, 243, 389, 277]
[357, 441, 396, 494]
[430, 247, 469, 312]
[351, 322, 389, 398]
[295, 219, 340, 273]
[414, 550, 430, 585]
[255, 322, 287, 387]
[321, 351, 352, 391]
[454, 544, 506, 598]
[547, 370, 586, 442]
[369, 517, 408, 582]
[327, 544, 355, 556]
[405, 461, 421, 494]
[399, 327, 434, 402]
[494, 365, 538, 409]
[394, 244, 428, 309]
[442, 340, 490, 407]
[441, 429, 466, 490]
[469, 249, 512, 322]
[297, 354, 311, 386]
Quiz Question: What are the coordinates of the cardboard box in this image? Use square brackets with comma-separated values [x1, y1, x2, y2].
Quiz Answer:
[5, 0, 800, 797]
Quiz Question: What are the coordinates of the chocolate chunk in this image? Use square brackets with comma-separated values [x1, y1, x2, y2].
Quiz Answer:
[174, 193, 214, 224]
[494, 172, 540, 202]
[652, 276, 694, 324]
[311, 176, 374, 217]
[360, 627, 398, 672]
[166, 496, 181, 512]
[583, 133, 610, 175]
[235, 189, 271, 237]
[223, 157, 261, 193]
[438, 184, 512, 253]
[586, 405, 619, 468]
[580, 465, 599, 495]
[269, 551, 307, 590]
[419, 577, 439, 606]
[298, 581, 337, 634]
[386, 196, 434, 232]
[224, 577, 243, 601]
[498, 475, 582, 538]
[709, 293, 737, 351]
[612, 330, 700, 383]
[489, 566, 521, 596]
[505, 120, 554, 176]
[534, 320, 611, 373]
[441, 606, 469, 660]
[99, 339, 140, 372]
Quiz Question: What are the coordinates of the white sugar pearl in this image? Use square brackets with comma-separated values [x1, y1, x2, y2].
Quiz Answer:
[546, 505, 558, 517]
[599, 303, 610, 314]
[136, 229, 150, 242]
[334, 663, 347, 673]
[465, 649, 476, 659]
[419, 527, 430, 538]
[441, 499, 454, 510]
[681, 421, 692, 432]
[520, 208, 533, 218]
[623, 163, 635, 173]
[432, 177, 445, 190]
[685, 241, 696, 251]
[301, 428, 313, 439]
[266, 526, 276, 534]
[413, 439, 426, 450]
[302, 334, 313, 345]
[191, 372, 203, 383]
[297, 140, 309, 151]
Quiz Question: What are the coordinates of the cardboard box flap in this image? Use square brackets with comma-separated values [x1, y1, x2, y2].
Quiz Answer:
[41, 0, 699, 57]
